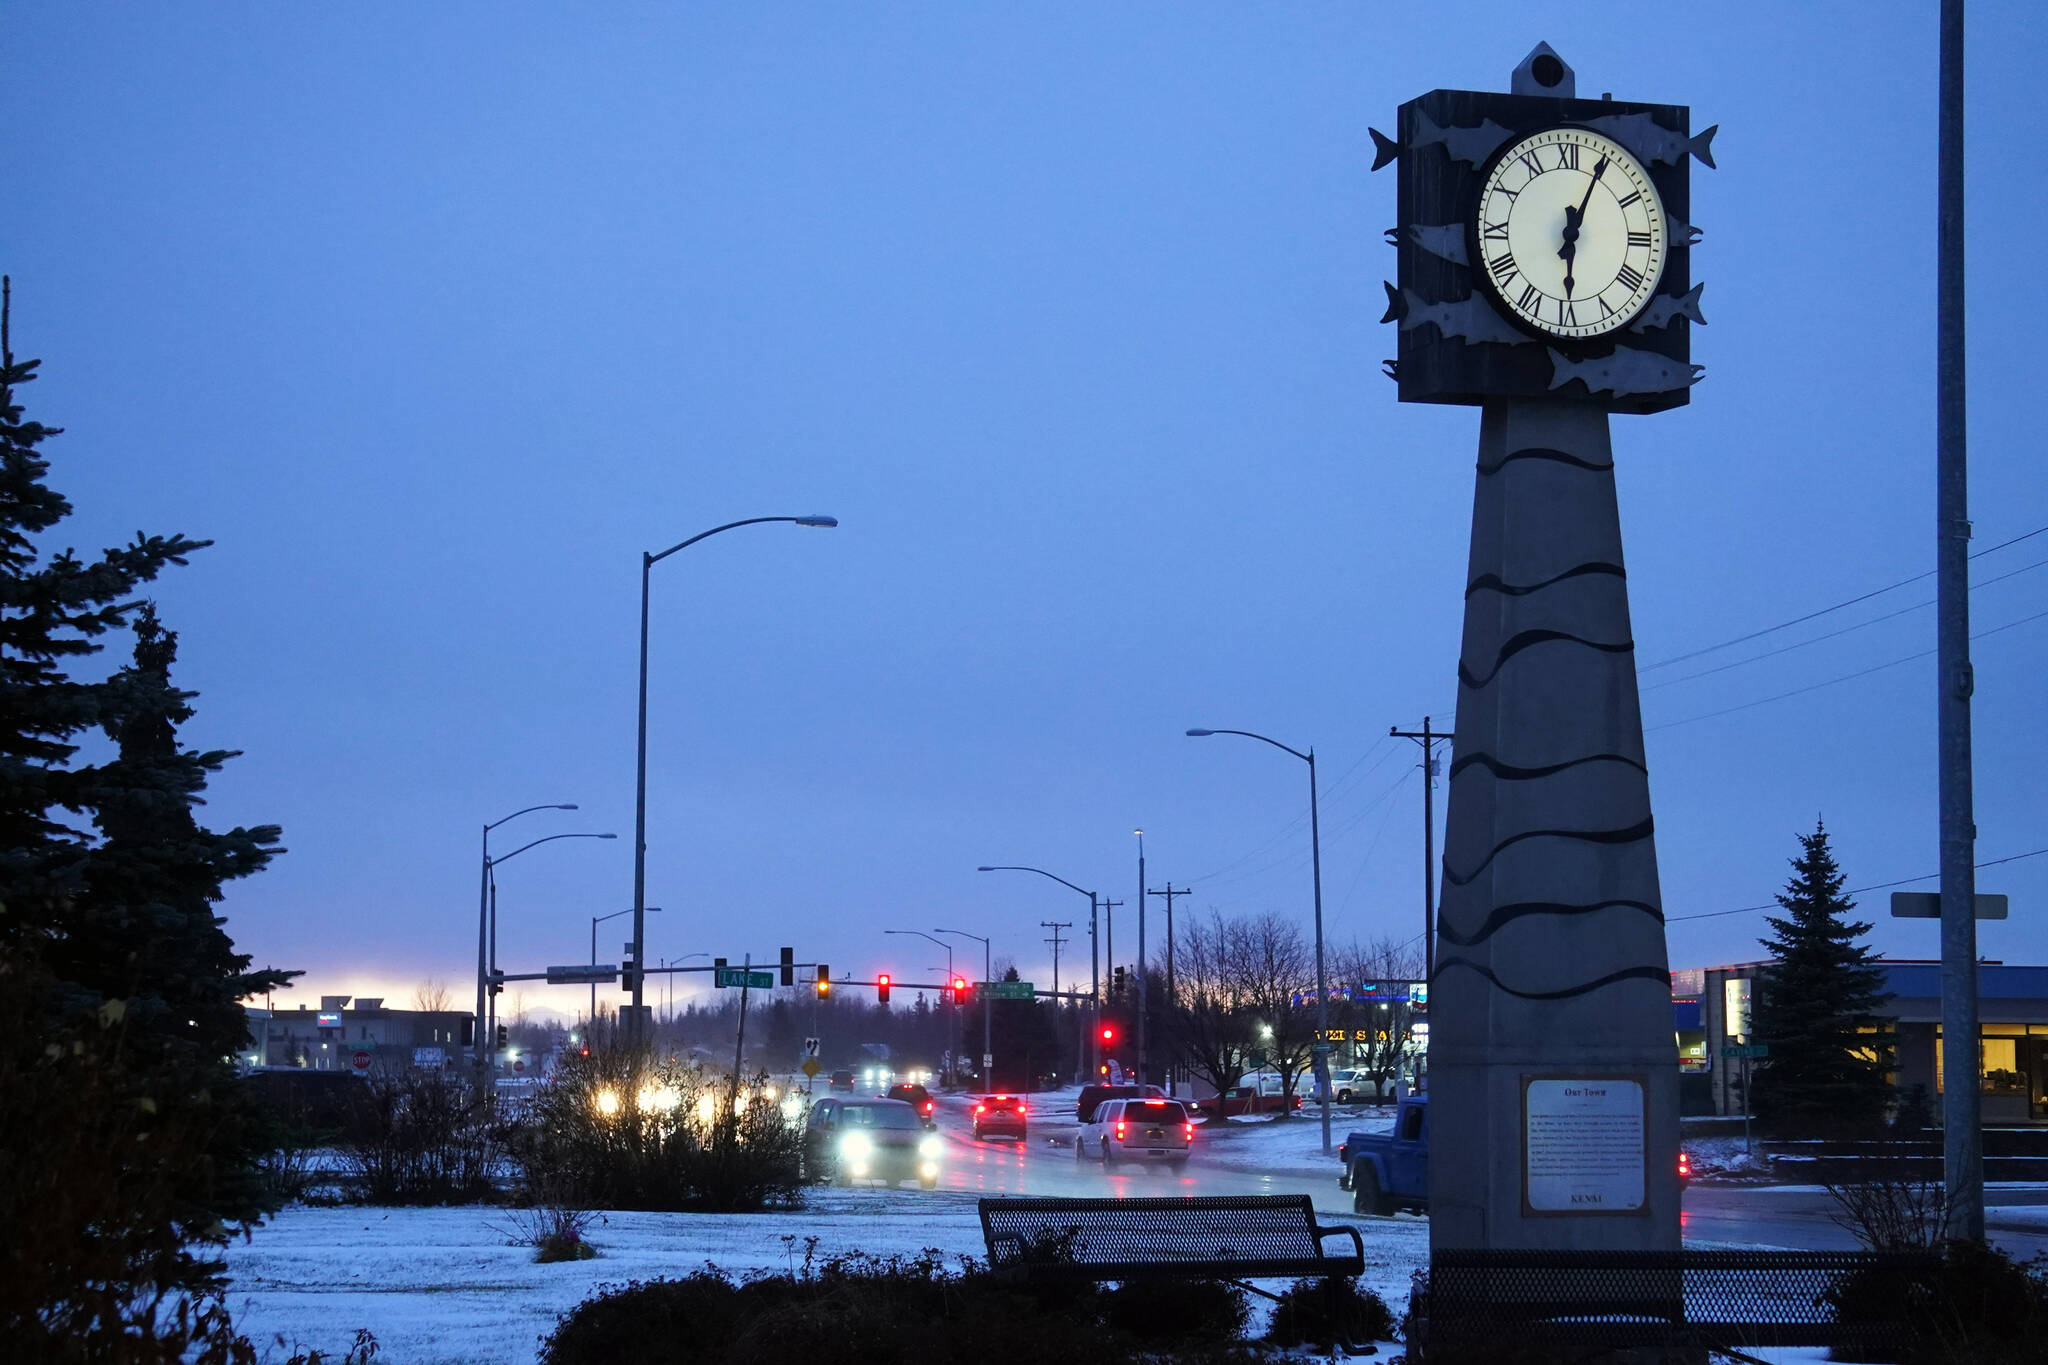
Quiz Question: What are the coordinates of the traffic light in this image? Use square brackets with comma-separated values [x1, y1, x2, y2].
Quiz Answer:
[952, 976, 969, 1001]
[495, 1024, 508, 1048]
[1113, 965, 1126, 996]
[877, 973, 892, 1005]
[780, 946, 795, 988]
[816, 964, 831, 998]
[1100, 1024, 1117, 1045]
[621, 947, 636, 995]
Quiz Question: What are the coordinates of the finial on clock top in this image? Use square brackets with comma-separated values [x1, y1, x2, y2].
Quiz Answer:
[1511, 44, 1574, 99]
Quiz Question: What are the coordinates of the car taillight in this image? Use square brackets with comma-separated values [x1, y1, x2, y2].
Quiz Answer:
[924, 1102, 933, 1114]
[1678, 1151, 1692, 1180]
[1017, 1104, 1027, 1115]
[1115, 1122, 1126, 1140]
[1184, 1123, 1194, 1140]
[974, 1104, 985, 1113]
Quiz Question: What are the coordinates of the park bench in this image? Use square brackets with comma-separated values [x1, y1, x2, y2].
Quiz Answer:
[1418, 1248, 1942, 1361]
[979, 1194, 1366, 1292]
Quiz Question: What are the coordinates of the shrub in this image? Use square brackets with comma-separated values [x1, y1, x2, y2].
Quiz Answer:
[541, 1249, 1262, 1365]
[339, 1069, 503, 1204]
[493, 1201, 600, 1263]
[1099, 1276, 1248, 1345]
[509, 1043, 804, 1212]
[1265, 1275, 1397, 1349]
[1827, 1240, 2048, 1365]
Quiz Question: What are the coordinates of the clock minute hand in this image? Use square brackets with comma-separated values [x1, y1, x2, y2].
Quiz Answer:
[1556, 155, 1609, 298]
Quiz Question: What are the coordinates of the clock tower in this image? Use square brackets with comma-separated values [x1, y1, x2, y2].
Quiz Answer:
[1375, 44, 1712, 1258]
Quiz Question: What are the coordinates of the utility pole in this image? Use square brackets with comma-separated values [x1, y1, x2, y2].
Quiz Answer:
[1135, 830, 1148, 1086]
[1935, 0, 1983, 1244]
[1147, 884, 1190, 1006]
[1391, 717, 1451, 981]
[1148, 883, 1190, 1090]
[1040, 921, 1071, 996]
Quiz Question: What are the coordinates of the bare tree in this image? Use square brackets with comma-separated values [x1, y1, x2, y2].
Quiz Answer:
[1328, 937, 1423, 1098]
[414, 979, 452, 1013]
[1166, 910, 1254, 1097]
[1230, 912, 1317, 1109]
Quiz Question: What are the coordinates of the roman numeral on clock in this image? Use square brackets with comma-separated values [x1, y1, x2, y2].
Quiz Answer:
[1517, 282, 1539, 312]
[1489, 253, 1516, 281]
[1519, 152, 1544, 178]
[1482, 221, 1508, 242]
[1627, 231, 1652, 248]
[1561, 300, 1578, 327]
[1616, 263, 1645, 291]
[1615, 190, 1642, 209]
[1556, 142, 1579, 170]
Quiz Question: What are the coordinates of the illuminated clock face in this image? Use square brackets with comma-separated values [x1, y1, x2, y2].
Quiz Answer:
[1473, 126, 1667, 339]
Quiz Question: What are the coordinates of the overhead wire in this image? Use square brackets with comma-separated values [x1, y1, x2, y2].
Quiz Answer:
[1666, 848, 2048, 924]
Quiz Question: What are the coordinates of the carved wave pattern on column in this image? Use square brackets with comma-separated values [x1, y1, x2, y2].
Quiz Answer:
[1475, 444, 1613, 476]
[1459, 628, 1634, 689]
[1441, 815, 1656, 888]
[1437, 898, 1663, 948]
[1431, 959, 1671, 998]
[1449, 751, 1647, 781]
[1466, 561, 1625, 598]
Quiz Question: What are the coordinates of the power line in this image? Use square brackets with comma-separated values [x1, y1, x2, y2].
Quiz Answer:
[1666, 848, 2048, 924]
[1642, 554, 2048, 693]
[1641, 522, 2048, 672]
[1645, 606, 2048, 732]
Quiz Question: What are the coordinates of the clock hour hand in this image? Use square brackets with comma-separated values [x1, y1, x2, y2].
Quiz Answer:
[1556, 155, 1609, 298]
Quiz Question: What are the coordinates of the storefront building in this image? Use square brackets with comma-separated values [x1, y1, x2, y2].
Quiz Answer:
[1673, 961, 2048, 1122]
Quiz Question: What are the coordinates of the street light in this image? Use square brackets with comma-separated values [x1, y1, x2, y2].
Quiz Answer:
[977, 866, 1101, 1079]
[630, 514, 838, 1040]
[485, 830, 617, 1063]
[478, 804, 578, 1065]
[935, 928, 991, 1088]
[591, 906, 662, 1024]
[886, 930, 957, 1087]
[1187, 725, 1333, 1153]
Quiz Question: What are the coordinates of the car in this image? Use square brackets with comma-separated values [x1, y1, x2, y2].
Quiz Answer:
[972, 1093, 1027, 1140]
[1076, 1082, 1167, 1124]
[1192, 1086, 1303, 1118]
[1077, 1096, 1192, 1169]
[827, 1068, 855, 1092]
[1337, 1093, 1428, 1215]
[802, 1097, 944, 1189]
[885, 1082, 936, 1124]
[1326, 1069, 1398, 1104]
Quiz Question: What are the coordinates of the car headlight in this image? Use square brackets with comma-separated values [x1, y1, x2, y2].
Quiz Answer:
[919, 1133, 943, 1160]
[840, 1132, 873, 1160]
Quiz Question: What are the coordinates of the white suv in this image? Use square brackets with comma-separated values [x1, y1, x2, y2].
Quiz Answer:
[1076, 1096, 1192, 1169]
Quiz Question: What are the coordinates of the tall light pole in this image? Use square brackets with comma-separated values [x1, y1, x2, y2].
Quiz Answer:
[887, 929, 956, 1087]
[478, 804, 579, 1066]
[631, 514, 838, 1041]
[591, 906, 662, 1024]
[485, 830, 617, 1062]
[977, 866, 1101, 1076]
[1134, 829, 1148, 1086]
[936, 928, 992, 1087]
[1187, 726, 1332, 1152]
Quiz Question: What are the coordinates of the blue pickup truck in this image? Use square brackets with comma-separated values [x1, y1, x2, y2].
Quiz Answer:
[1336, 1093, 1427, 1215]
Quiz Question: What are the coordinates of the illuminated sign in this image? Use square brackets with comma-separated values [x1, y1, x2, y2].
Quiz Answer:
[315, 1012, 343, 1028]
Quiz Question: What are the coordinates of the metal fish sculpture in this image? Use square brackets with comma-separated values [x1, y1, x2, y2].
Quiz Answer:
[1582, 114, 1718, 169]
[1628, 283, 1707, 333]
[1381, 282, 1405, 324]
[1409, 109, 1515, 167]
[1407, 223, 1470, 267]
[1402, 291, 1528, 346]
[1370, 127, 1400, 171]
[1547, 347, 1705, 396]
[1672, 218, 1704, 246]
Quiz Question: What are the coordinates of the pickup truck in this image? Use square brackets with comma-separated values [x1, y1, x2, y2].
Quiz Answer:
[1336, 1093, 1427, 1215]
[1191, 1086, 1303, 1118]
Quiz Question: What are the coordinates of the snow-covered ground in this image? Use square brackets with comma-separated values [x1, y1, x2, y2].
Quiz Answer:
[223, 1186, 1425, 1365]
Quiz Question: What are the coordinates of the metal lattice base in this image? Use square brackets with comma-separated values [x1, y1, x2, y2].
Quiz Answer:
[1421, 1249, 1940, 1358]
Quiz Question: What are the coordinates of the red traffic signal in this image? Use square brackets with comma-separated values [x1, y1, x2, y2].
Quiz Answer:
[1100, 1025, 1116, 1043]
[877, 973, 892, 1005]
[951, 976, 969, 997]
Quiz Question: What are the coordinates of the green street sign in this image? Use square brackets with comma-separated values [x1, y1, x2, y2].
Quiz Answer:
[1721, 1043, 1768, 1059]
[717, 969, 775, 989]
[985, 981, 1035, 1000]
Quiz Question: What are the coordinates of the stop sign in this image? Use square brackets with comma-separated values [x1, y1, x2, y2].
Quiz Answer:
[512, 1058, 526, 1073]
[351, 1051, 371, 1072]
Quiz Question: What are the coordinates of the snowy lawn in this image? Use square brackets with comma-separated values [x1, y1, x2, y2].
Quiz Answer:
[224, 1188, 1427, 1365]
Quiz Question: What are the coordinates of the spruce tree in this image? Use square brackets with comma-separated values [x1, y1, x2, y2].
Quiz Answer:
[1749, 819, 1893, 1134]
[0, 280, 289, 1353]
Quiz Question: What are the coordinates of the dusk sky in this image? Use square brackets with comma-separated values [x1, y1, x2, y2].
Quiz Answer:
[10, 4, 2044, 1022]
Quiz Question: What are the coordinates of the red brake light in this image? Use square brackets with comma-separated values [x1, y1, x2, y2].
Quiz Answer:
[975, 1104, 985, 1113]
[1184, 1122, 1194, 1139]
[1678, 1151, 1692, 1179]
[1115, 1121, 1126, 1140]
[1018, 1103, 1027, 1115]
[924, 1102, 933, 1114]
